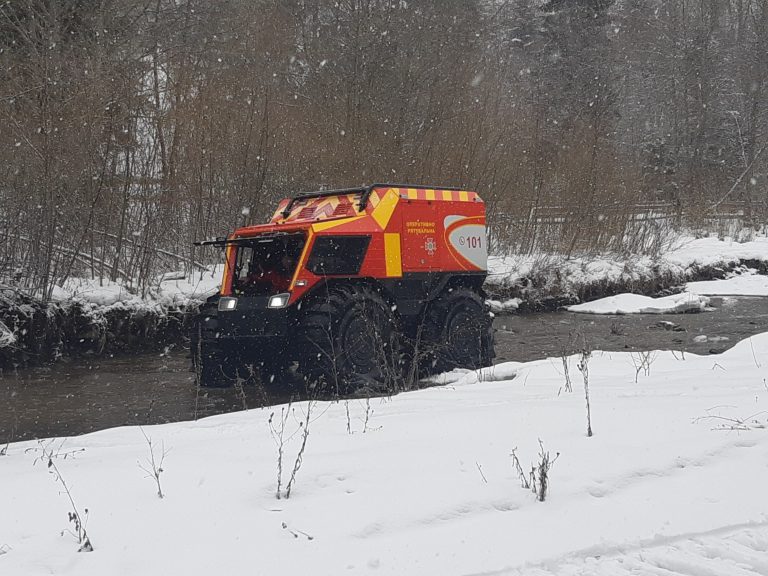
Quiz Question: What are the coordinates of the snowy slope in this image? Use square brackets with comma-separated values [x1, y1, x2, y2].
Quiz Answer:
[487, 234, 768, 297]
[48, 266, 223, 309]
[2, 335, 768, 575]
[688, 273, 768, 296]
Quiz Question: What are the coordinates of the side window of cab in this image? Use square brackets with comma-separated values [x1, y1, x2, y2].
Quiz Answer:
[306, 236, 370, 275]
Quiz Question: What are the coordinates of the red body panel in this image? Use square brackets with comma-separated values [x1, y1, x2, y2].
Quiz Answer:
[221, 186, 486, 304]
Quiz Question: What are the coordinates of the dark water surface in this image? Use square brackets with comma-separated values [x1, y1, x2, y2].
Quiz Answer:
[2, 296, 767, 442]
[493, 296, 768, 363]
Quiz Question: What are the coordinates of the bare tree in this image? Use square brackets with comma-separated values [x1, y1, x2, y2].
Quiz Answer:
[1, 0, 766, 296]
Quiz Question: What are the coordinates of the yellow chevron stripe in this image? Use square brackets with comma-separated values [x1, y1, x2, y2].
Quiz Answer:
[289, 229, 314, 290]
[312, 215, 365, 232]
[372, 189, 399, 229]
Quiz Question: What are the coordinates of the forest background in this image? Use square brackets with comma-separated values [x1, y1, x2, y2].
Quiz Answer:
[1, 0, 766, 298]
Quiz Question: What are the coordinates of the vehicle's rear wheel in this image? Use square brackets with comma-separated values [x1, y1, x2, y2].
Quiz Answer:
[297, 285, 401, 395]
[421, 287, 494, 374]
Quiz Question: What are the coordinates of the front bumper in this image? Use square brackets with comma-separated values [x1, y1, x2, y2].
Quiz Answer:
[196, 295, 291, 359]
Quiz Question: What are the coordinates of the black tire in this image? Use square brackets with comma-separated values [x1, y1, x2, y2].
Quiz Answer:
[296, 284, 401, 395]
[422, 287, 494, 374]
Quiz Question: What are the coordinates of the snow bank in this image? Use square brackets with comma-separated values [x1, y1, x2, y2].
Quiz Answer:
[1, 269, 223, 364]
[687, 271, 768, 296]
[487, 252, 646, 294]
[665, 234, 768, 268]
[49, 266, 223, 310]
[487, 234, 768, 301]
[566, 292, 710, 315]
[51, 278, 144, 307]
[3, 333, 768, 575]
[155, 265, 222, 307]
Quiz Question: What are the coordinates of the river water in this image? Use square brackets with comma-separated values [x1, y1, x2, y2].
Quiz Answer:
[2, 296, 767, 442]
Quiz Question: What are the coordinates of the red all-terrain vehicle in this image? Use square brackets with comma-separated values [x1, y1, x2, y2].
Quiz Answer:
[193, 183, 494, 392]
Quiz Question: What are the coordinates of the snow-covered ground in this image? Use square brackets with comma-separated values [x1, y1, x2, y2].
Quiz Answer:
[487, 234, 768, 298]
[664, 234, 768, 267]
[3, 333, 767, 575]
[49, 266, 223, 309]
[687, 272, 768, 296]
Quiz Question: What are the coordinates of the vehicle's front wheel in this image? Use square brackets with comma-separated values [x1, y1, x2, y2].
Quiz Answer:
[296, 285, 401, 395]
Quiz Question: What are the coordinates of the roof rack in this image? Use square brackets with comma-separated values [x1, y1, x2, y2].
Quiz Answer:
[282, 183, 466, 218]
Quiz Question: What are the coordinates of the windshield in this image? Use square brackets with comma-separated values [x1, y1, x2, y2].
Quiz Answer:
[231, 232, 306, 296]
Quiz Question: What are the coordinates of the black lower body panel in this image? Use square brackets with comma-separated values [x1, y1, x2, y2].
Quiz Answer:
[192, 297, 293, 386]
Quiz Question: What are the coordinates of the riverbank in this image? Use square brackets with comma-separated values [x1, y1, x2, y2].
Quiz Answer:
[485, 234, 768, 311]
[0, 269, 221, 369]
[0, 294, 190, 368]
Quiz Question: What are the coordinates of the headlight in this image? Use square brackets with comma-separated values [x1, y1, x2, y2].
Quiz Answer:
[268, 293, 290, 308]
[218, 297, 238, 311]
